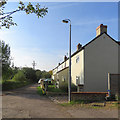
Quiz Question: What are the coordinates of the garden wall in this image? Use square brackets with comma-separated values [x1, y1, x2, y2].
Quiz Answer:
[71, 92, 108, 101]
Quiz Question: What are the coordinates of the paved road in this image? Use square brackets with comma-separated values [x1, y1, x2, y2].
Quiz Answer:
[2, 84, 118, 118]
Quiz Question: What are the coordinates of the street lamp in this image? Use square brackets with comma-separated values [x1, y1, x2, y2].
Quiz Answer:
[62, 19, 71, 102]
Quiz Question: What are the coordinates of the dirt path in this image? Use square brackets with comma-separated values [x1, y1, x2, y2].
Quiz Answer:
[2, 84, 118, 118]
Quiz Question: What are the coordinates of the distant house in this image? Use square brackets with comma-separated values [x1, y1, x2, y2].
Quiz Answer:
[52, 24, 120, 92]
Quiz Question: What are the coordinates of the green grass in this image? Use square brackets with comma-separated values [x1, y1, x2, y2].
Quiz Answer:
[48, 84, 55, 88]
[37, 85, 65, 96]
[2, 80, 31, 91]
[60, 100, 87, 106]
[47, 84, 65, 93]
[60, 100, 120, 109]
[37, 86, 44, 96]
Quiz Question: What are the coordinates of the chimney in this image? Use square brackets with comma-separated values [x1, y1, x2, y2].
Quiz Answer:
[64, 55, 67, 61]
[77, 43, 82, 50]
[96, 24, 107, 37]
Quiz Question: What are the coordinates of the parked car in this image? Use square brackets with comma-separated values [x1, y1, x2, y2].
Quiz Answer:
[44, 78, 53, 85]
[38, 78, 45, 86]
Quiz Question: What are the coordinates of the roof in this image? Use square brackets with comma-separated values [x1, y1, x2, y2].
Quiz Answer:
[52, 32, 119, 71]
[57, 67, 69, 73]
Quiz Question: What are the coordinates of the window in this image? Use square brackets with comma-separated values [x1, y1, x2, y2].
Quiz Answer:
[76, 56, 79, 63]
[64, 62, 66, 68]
[76, 76, 80, 84]
[62, 76, 66, 82]
[76, 76, 84, 85]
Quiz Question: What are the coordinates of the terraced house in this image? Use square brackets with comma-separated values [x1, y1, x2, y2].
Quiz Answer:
[52, 24, 120, 92]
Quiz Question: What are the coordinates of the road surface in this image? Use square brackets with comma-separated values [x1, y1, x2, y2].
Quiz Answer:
[2, 84, 118, 118]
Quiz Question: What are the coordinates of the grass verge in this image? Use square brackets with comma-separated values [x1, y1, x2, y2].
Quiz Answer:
[60, 100, 90, 106]
[37, 86, 44, 96]
[60, 100, 119, 109]
[47, 84, 65, 93]
[2, 80, 31, 91]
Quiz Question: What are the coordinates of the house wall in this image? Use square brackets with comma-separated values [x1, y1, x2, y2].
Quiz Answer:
[71, 50, 84, 86]
[57, 67, 69, 89]
[52, 60, 69, 88]
[84, 33, 119, 92]
[52, 67, 58, 80]
[53, 49, 84, 90]
[58, 60, 69, 72]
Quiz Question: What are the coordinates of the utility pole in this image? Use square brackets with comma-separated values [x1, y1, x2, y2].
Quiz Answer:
[32, 61, 36, 69]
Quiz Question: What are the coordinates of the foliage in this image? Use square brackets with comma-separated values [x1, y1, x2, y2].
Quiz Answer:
[1, 40, 10, 66]
[48, 85, 64, 93]
[59, 82, 77, 93]
[22, 67, 37, 82]
[49, 70, 52, 76]
[36, 70, 42, 80]
[12, 70, 27, 82]
[41, 70, 51, 78]
[0, 0, 48, 29]
[37, 86, 44, 96]
[2, 79, 30, 91]
[11, 66, 19, 78]
[0, 40, 12, 80]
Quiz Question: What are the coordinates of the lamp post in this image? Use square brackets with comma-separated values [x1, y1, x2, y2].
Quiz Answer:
[62, 19, 71, 102]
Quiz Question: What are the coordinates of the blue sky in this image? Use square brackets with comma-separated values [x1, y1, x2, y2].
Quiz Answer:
[0, 2, 118, 71]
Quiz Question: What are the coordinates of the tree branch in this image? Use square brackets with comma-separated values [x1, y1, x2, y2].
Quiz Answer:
[0, 9, 20, 20]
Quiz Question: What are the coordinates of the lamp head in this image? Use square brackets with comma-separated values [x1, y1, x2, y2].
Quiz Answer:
[62, 20, 68, 23]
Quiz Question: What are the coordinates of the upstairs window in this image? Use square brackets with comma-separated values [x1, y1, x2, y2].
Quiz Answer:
[76, 56, 79, 63]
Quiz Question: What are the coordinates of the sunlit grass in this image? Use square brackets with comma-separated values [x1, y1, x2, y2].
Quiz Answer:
[37, 86, 44, 96]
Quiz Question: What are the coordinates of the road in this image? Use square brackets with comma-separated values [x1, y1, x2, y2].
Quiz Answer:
[2, 84, 118, 118]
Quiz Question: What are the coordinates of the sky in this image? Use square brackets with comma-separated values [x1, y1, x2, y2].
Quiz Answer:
[0, 2, 118, 71]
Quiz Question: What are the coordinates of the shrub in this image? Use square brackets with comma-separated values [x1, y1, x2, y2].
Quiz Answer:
[59, 82, 77, 92]
[2, 80, 29, 91]
[12, 71, 27, 82]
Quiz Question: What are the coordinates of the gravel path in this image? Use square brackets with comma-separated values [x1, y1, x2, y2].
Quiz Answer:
[2, 84, 118, 118]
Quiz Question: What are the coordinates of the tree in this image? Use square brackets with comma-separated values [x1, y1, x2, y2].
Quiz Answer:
[0, 0, 48, 29]
[41, 70, 51, 79]
[22, 67, 37, 82]
[36, 70, 42, 80]
[49, 70, 53, 76]
[0, 40, 12, 80]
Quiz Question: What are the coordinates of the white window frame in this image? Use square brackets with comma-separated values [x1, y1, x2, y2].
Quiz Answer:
[76, 55, 79, 63]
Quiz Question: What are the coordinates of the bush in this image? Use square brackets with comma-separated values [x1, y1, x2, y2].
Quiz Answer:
[59, 82, 77, 93]
[12, 71, 27, 82]
[71, 83, 77, 92]
[2, 80, 29, 91]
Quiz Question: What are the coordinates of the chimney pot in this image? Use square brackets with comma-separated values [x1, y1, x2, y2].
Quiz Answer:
[64, 55, 67, 61]
[96, 24, 107, 37]
[77, 43, 82, 50]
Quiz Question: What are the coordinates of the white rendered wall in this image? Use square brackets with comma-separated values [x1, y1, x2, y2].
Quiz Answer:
[71, 50, 84, 86]
[84, 33, 119, 92]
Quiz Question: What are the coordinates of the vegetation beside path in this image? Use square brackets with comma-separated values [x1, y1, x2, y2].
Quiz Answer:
[2, 40, 52, 91]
